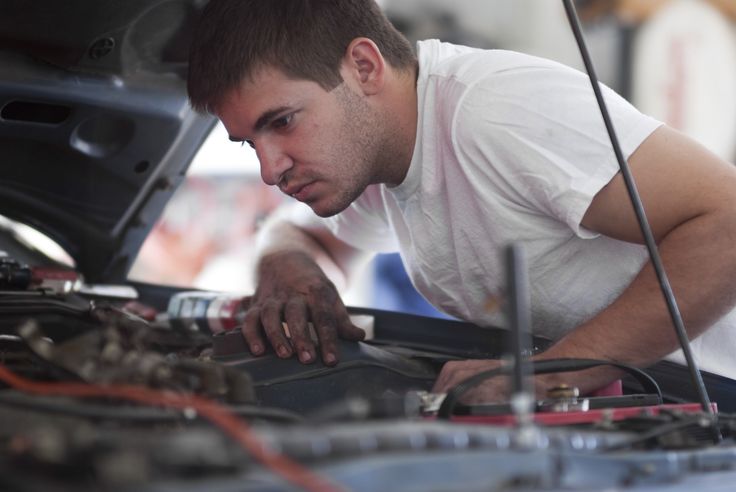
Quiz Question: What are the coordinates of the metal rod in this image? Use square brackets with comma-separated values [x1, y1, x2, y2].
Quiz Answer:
[561, 0, 716, 420]
[506, 243, 533, 398]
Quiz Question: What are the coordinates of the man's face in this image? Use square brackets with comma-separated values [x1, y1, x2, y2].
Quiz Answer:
[216, 67, 385, 217]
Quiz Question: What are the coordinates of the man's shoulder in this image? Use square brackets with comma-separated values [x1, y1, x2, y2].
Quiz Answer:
[417, 40, 569, 86]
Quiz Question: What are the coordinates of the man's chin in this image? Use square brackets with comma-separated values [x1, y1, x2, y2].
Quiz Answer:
[308, 199, 349, 218]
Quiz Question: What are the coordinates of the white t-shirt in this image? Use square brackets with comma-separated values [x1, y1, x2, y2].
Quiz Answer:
[292, 40, 736, 378]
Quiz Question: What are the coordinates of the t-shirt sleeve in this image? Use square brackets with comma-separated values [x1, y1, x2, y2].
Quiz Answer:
[286, 185, 400, 253]
[453, 63, 663, 238]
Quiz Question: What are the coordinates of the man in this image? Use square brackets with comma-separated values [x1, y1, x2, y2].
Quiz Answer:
[187, 0, 736, 402]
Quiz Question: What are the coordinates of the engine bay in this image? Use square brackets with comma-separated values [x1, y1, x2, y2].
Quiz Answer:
[1, 257, 736, 492]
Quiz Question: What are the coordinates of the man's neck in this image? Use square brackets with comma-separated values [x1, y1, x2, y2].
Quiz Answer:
[382, 64, 419, 187]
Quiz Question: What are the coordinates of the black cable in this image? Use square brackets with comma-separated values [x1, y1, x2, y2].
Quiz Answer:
[253, 359, 435, 387]
[436, 357, 662, 419]
[561, 0, 716, 422]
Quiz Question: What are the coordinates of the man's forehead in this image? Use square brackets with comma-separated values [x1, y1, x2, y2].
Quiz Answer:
[217, 72, 318, 139]
[223, 68, 318, 112]
[226, 74, 286, 107]
[217, 81, 289, 121]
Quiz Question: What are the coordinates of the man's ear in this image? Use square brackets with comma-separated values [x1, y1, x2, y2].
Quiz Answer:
[341, 37, 385, 96]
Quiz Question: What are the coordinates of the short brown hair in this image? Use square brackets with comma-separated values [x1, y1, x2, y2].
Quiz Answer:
[187, 0, 417, 114]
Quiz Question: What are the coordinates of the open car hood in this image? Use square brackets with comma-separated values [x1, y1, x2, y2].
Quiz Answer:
[0, 0, 214, 282]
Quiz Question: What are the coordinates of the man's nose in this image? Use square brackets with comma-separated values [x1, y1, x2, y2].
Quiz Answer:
[255, 140, 292, 187]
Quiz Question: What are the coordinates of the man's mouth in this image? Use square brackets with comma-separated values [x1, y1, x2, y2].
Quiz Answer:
[283, 182, 315, 202]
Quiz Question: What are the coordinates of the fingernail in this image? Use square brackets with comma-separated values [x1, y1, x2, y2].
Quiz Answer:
[324, 353, 336, 365]
[300, 350, 312, 363]
[277, 346, 290, 358]
[251, 344, 263, 355]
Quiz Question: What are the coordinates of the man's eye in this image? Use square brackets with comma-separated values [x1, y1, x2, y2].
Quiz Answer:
[272, 114, 292, 130]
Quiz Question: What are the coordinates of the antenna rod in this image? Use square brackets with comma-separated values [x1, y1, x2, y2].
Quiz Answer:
[561, 0, 715, 418]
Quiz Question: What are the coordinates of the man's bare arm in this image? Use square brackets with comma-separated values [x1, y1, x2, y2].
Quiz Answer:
[540, 124, 736, 391]
[435, 125, 736, 400]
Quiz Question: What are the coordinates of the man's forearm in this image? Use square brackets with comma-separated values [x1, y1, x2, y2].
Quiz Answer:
[255, 217, 349, 290]
[537, 208, 736, 393]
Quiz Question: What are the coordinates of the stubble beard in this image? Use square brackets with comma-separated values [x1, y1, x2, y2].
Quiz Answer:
[313, 84, 387, 218]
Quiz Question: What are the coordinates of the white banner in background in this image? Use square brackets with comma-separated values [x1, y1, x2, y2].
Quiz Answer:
[632, 0, 736, 162]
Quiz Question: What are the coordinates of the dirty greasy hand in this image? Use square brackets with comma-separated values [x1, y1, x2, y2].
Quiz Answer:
[241, 251, 365, 365]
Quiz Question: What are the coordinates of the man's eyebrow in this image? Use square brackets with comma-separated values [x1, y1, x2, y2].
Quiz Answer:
[254, 106, 291, 132]
[227, 106, 292, 142]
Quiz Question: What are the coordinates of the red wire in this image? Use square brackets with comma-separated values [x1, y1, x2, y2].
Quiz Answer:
[0, 365, 345, 492]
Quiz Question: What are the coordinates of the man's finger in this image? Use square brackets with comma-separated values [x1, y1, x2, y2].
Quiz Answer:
[432, 360, 487, 391]
[260, 301, 292, 358]
[284, 298, 315, 363]
[335, 305, 366, 341]
[337, 320, 366, 341]
[309, 304, 339, 366]
[241, 307, 266, 356]
[432, 361, 464, 392]
[433, 360, 508, 402]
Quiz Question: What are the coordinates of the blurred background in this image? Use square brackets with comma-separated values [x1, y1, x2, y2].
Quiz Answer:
[127, 0, 736, 316]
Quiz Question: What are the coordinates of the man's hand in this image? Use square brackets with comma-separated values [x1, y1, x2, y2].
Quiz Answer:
[432, 359, 508, 404]
[433, 357, 615, 405]
[241, 250, 365, 365]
